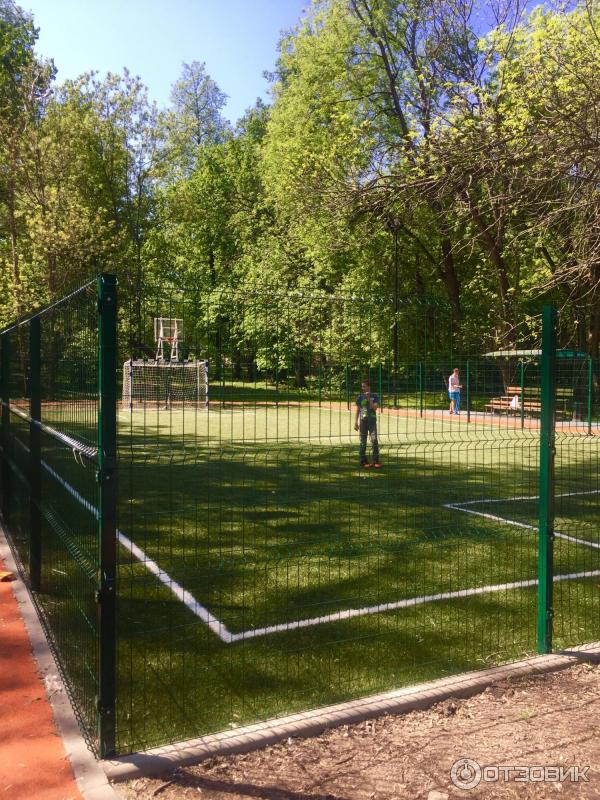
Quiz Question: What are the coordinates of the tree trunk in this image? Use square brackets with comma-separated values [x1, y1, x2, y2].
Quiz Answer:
[439, 235, 462, 323]
[233, 349, 242, 380]
[590, 307, 600, 359]
[462, 190, 515, 343]
[295, 354, 307, 388]
[392, 229, 400, 406]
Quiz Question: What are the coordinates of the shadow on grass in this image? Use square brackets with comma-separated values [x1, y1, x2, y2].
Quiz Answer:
[15, 414, 599, 754]
[115, 436, 549, 627]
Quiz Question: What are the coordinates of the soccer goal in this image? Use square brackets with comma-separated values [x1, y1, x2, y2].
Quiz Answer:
[122, 359, 209, 410]
[122, 317, 208, 409]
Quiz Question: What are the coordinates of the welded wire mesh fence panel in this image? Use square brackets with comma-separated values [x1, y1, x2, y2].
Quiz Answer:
[2, 325, 31, 570]
[0, 280, 103, 751]
[116, 288, 548, 753]
[552, 352, 600, 649]
[4, 281, 599, 758]
[39, 284, 101, 745]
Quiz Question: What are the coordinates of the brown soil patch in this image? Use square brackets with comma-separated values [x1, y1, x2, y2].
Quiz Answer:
[121, 662, 600, 800]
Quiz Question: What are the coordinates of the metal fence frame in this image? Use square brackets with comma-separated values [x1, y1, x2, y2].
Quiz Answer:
[0, 283, 595, 757]
[0, 274, 117, 757]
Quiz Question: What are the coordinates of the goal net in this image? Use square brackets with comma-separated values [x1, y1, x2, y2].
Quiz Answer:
[122, 359, 209, 409]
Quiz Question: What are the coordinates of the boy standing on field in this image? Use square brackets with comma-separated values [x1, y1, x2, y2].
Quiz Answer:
[448, 368, 462, 414]
[354, 380, 381, 468]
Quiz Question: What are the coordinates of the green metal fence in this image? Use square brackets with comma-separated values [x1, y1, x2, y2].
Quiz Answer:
[0, 275, 117, 756]
[1, 280, 599, 758]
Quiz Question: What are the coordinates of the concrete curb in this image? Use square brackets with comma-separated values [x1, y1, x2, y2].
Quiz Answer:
[0, 530, 121, 800]
[103, 640, 600, 783]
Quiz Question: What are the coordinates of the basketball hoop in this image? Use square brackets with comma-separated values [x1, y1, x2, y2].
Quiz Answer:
[154, 318, 183, 361]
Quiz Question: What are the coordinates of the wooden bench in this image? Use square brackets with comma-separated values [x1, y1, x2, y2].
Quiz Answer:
[485, 397, 513, 414]
[486, 387, 522, 415]
[508, 386, 573, 415]
[506, 387, 542, 415]
[486, 386, 572, 417]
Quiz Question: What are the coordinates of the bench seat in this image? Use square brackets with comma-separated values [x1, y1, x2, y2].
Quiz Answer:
[486, 386, 568, 417]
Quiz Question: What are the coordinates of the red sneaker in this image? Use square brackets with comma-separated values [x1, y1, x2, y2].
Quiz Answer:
[361, 463, 371, 468]
[372, 463, 382, 469]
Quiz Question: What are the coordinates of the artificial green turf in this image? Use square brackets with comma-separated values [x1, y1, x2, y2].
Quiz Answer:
[111, 406, 600, 752]
[11, 400, 600, 754]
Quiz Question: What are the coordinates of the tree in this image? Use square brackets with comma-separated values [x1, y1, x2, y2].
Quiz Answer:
[263, 0, 541, 349]
[162, 61, 231, 175]
[0, 0, 54, 320]
[485, 4, 600, 353]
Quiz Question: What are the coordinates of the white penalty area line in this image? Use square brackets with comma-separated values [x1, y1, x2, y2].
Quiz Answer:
[455, 488, 600, 507]
[445, 489, 600, 552]
[36, 447, 600, 646]
[226, 569, 600, 642]
[37, 458, 233, 644]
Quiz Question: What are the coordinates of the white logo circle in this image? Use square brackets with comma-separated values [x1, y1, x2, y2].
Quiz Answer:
[451, 758, 482, 790]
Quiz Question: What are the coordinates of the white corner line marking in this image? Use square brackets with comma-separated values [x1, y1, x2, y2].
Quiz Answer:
[33, 437, 600, 645]
[227, 569, 600, 642]
[41, 459, 234, 644]
[445, 495, 600, 552]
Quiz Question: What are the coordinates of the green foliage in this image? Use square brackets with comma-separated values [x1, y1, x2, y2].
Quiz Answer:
[1, 0, 600, 354]
[161, 61, 231, 176]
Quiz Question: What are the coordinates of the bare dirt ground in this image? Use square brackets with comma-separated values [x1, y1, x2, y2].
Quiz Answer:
[120, 661, 600, 800]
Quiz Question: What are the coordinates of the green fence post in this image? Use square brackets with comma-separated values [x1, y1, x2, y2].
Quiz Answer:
[1, 332, 11, 523]
[520, 360, 525, 430]
[466, 360, 471, 423]
[418, 361, 424, 418]
[29, 317, 42, 592]
[587, 356, 593, 436]
[538, 305, 557, 655]
[385, 358, 391, 410]
[220, 340, 225, 409]
[97, 274, 117, 758]
[378, 363, 383, 409]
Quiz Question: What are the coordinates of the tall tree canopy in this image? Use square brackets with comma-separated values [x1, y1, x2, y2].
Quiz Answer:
[1, 0, 599, 354]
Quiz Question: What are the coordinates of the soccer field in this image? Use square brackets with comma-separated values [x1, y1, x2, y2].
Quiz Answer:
[74, 403, 596, 752]
[19, 400, 600, 752]
[3, 281, 599, 757]
[5, 393, 599, 753]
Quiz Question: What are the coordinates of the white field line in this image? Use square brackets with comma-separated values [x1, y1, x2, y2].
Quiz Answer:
[27, 433, 600, 645]
[228, 569, 600, 642]
[37, 457, 234, 644]
[456, 488, 600, 507]
[445, 491, 600, 552]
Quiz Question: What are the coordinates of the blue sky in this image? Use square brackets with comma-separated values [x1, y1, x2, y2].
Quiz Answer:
[23, 0, 309, 123]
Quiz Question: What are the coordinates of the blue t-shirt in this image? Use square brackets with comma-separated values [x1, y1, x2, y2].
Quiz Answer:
[356, 393, 379, 419]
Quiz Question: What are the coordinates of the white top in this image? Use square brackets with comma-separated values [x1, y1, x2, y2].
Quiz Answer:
[448, 374, 460, 392]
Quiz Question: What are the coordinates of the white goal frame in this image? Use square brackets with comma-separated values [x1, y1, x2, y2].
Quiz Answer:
[122, 358, 209, 410]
